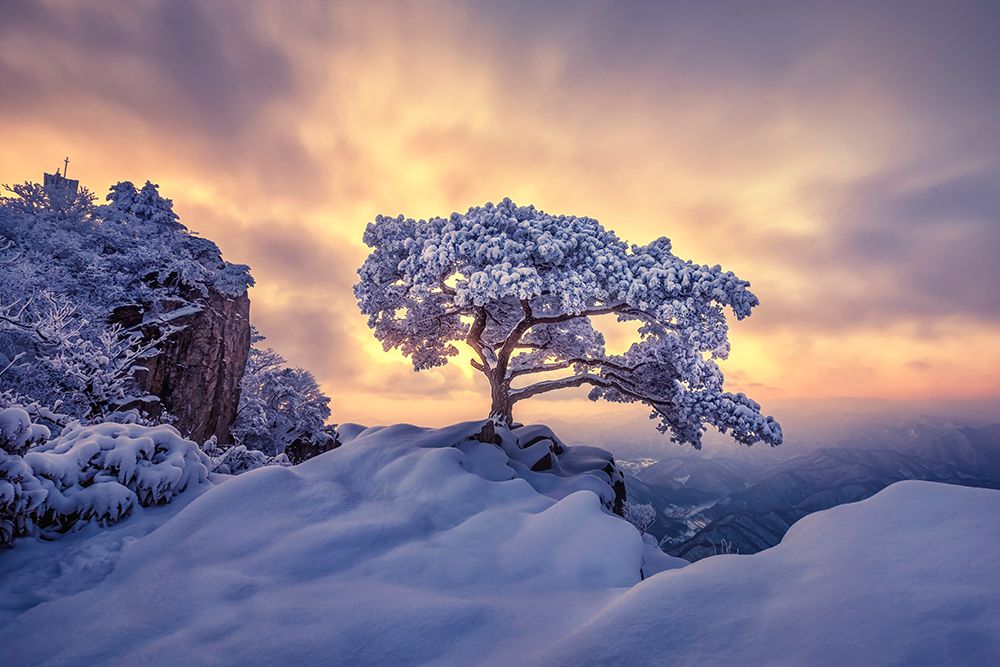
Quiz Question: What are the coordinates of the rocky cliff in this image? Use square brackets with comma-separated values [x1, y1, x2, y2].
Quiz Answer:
[113, 287, 251, 445]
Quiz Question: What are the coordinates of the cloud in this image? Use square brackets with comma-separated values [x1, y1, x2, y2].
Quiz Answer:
[2, 0, 998, 427]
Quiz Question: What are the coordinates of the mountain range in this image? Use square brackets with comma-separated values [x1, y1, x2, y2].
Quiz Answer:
[623, 423, 1000, 560]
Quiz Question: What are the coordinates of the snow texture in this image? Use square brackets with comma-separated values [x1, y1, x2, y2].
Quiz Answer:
[0, 421, 996, 666]
[542, 481, 1000, 666]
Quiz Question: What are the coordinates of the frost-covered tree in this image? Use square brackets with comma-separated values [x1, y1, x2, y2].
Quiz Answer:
[0, 177, 252, 424]
[0, 295, 179, 420]
[623, 502, 656, 536]
[231, 338, 335, 459]
[356, 199, 781, 448]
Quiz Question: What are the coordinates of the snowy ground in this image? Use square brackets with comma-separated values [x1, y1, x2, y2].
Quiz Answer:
[1, 423, 998, 666]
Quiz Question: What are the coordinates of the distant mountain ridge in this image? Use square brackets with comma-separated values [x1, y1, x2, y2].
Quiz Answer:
[624, 424, 1000, 560]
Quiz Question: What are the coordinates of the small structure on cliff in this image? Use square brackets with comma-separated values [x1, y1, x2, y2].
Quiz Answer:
[43, 158, 79, 207]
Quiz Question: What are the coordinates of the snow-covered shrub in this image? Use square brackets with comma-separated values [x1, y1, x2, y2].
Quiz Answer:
[0, 451, 47, 546]
[201, 436, 290, 475]
[356, 198, 782, 448]
[284, 426, 340, 464]
[231, 339, 334, 459]
[22, 421, 208, 535]
[623, 502, 656, 536]
[712, 538, 738, 555]
[1, 296, 180, 420]
[1, 406, 209, 546]
[0, 406, 50, 455]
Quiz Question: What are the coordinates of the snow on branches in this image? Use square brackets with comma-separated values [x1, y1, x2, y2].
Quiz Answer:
[1, 409, 207, 546]
[0, 177, 253, 424]
[623, 502, 656, 536]
[356, 199, 781, 448]
[0, 294, 178, 420]
[230, 341, 335, 460]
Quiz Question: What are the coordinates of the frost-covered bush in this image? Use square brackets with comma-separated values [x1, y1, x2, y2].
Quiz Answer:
[201, 436, 290, 475]
[0, 406, 50, 455]
[231, 339, 334, 459]
[623, 502, 656, 536]
[1, 296, 180, 421]
[31, 423, 206, 533]
[356, 198, 781, 448]
[0, 412, 208, 545]
[0, 451, 47, 546]
[0, 177, 253, 423]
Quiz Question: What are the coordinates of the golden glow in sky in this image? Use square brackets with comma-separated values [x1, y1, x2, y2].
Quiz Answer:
[2, 1, 998, 435]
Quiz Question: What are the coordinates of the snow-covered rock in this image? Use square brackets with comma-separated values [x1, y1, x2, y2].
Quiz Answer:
[0, 421, 996, 666]
[0, 177, 254, 439]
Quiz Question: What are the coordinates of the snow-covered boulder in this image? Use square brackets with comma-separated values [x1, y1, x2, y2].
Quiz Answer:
[453, 421, 627, 514]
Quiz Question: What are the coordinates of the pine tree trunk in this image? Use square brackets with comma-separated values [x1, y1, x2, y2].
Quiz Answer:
[488, 374, 513, 426]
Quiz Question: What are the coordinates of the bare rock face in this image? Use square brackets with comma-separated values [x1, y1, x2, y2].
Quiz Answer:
[118, 289, 251, 445]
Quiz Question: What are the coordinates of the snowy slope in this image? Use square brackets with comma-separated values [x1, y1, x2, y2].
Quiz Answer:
[547, 481, 1000, 666]
[1, 423, 998, 666]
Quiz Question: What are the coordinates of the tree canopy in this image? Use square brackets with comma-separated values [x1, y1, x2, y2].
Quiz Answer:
[355, 198, 781, 448]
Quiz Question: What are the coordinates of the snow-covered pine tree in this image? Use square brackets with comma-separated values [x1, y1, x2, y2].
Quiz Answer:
[230, 335, 336, 461]
[356, 199, 781, 448]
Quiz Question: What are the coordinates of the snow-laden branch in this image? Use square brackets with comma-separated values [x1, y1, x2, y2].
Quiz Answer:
[0, 295, 180, 419]
[355, 198, 781, 447]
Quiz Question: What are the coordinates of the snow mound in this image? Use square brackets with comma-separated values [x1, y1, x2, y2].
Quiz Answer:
[544, 480, 1000, 666]
[0, 421, 675, 664]
[0, 422, 997, 666]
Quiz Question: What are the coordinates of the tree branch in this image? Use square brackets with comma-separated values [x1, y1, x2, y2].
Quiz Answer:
[510, 369, 671, 408]
[509, 356, 637, 378]
[510, 373, 606, 402]
[466, 307, 489, 366]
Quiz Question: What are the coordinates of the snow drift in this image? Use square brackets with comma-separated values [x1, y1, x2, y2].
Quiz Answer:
[0, 422, 997, 666]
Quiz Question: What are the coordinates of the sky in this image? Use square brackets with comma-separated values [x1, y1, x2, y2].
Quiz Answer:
[1, 0, 998, 444]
